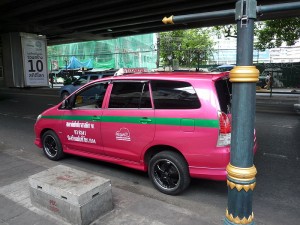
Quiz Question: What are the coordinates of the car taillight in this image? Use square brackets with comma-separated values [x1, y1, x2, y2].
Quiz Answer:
[217, 112, 231, 146]
[219, 112, 231, 133]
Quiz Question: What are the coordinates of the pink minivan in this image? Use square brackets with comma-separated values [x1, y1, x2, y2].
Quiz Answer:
[34, 71, 257, 195]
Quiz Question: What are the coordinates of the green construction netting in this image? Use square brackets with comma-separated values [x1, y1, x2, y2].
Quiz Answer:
[47, 34, 157, 71]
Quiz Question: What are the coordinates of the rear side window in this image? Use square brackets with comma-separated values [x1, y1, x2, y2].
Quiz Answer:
[215, 78, 232, 114]
[108, 82, 151, 108]
[151, 80, 200, 109]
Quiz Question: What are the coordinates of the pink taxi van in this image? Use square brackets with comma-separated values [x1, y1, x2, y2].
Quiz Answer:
[34, 71, 257, 195]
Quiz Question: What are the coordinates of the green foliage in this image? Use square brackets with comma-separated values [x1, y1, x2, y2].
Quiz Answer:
[159, 29, 213, 68]
[214, 17, 300, 51]
[214, 24, 237, 38]
[255, 17, 300, 51]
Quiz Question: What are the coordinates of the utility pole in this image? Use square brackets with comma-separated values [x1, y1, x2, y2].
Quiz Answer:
[224, 0, 259, 224]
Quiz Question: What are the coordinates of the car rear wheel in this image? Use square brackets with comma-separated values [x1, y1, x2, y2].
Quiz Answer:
[61, 91, 70, 99]
[148, 151, 190, 195]
[42, 130, 64, 161]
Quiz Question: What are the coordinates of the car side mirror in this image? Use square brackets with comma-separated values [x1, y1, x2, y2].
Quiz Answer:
[61, 99, 68, 109]
[61, 99, 72, 109]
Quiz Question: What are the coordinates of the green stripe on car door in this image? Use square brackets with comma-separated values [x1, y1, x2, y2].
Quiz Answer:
[42, 115, 218, 128]
[155, 117, 219, 128]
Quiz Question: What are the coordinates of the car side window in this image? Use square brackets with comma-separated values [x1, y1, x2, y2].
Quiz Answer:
[74, 82, 108, 109]
[151, 80, 200, 109]
[108, 81, 151, 109]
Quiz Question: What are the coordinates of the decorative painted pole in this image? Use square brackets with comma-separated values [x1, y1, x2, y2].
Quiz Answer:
[224, 0, 259, 224]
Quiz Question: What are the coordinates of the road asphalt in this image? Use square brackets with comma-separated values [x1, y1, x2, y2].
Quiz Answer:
[0, 87, 299, 225]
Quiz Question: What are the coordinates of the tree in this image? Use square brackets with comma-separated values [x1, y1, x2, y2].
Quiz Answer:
[214, 24, 237, 38]
[159, 29, 214, 69]
[214, 17, 300, 51]
[255, 17, 300, 51]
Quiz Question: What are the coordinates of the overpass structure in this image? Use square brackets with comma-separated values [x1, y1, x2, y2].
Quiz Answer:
[0, 0, 299, 45]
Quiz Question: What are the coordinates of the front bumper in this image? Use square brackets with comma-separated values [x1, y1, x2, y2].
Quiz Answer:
[34, 137, 42, 148]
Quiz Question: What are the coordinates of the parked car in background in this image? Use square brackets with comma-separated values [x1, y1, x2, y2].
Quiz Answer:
[59, 69, 116, 99]
[35, 70, 258, 195]
[49, 70, 67, 84]
[211, 64, 234, 72]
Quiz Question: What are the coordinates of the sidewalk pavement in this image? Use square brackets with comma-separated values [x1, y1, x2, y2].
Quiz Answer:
[0, 150, 222, 225]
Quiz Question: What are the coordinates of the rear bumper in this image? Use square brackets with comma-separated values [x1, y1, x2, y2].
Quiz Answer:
[189, 142, 258, 181]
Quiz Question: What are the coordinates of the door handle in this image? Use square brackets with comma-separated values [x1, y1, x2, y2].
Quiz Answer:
[140, 117, 152, 124]
[92, 116, 101, 121]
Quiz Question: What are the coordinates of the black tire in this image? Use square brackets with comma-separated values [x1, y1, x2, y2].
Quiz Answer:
[42, 130, 64, 161]
[148, 151, 190, 195]
[61, 91, 70, 100]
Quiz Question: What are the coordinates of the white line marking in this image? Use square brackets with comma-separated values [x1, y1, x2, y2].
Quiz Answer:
[263, 152, 288, 159]
[271, 124, 294, 129]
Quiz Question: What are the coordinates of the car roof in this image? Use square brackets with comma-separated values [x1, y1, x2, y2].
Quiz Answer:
[109, 71, 229, 81]
[63, 71, 232, 111]
[74, 71, 229, 92]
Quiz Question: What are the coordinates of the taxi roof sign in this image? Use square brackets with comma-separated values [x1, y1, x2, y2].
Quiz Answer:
[114, 68, 148, 76]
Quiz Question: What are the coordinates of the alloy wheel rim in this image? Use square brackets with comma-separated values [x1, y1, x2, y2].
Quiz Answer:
[153, 159, 180, 191]
[44, 135, 57, 157]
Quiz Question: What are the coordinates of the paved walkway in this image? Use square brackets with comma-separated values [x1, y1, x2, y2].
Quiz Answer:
[0, 151, 221, 225]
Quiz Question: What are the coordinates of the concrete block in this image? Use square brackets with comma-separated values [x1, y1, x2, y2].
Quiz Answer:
[28, 165, 113, 225]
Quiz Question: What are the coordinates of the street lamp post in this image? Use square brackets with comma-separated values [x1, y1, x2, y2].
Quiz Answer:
[224, 1, 259, 224]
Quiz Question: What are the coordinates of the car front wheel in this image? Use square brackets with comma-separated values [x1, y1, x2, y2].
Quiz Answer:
[148, 151, 190, 195]
[42, 130, 64, 161]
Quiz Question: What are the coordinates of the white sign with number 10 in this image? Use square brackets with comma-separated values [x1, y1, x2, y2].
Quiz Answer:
[21, 34, 48, 86]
